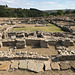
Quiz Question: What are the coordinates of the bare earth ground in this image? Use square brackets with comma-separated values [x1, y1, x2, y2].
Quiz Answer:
[17, 24, 35, 27]
[16, 46, 58, 56]
[0, 18, 16, 21]
[0, 47, 9, 51]
[0, 46, 57, 56]
[0, 70, 75, 75]
[68, 45, 75, 51]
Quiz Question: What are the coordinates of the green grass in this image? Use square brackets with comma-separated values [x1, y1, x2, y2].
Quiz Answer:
[12, 23, 63, 32]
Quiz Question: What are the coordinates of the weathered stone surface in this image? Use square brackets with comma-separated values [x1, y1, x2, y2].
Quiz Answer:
[44, 61, 51, 71]
[60, 62, 71, 70]
[51, 62, 60, 70]
[19, 60, 28, 69]
[70, 61, 75, 69]
[57, 38, 74, 47]
[11, 60, 19, 69]
[0, 61, 11, 71]
[16, 38, 26, 49]
[52, 54, 75, 61]
[0, 41, 2, 48]
[28, 61, 44, 72]
[40, 40, 49, 48]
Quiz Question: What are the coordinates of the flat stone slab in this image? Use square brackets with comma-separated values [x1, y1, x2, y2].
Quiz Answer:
[44, 61, 51, 71]
[60, 62, 71, 70]
[51, 62, 60, 70]
[0, 61, 11, 71]
[70, 61, 75, 69]
[11, 60, 19, 69]
[19, 60, 28, 69]
[28, 61, 44, 73]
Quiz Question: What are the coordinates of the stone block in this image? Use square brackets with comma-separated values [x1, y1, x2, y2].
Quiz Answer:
[51, 62, 60, 70]
[28, 61, 44, 72]
[70, 61, 75, 69]
[44, 61, 51, 71]
[60, 62, 71, 70]
[19, 60, 28, 70]
[11, 60, 19, 69]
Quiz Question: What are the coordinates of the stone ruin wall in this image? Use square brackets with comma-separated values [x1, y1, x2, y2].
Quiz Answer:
[0, 17, 75, 73]
[0, 50, 74, 72]
[2, 31, 74, 48]
[49, 18, 75, 33]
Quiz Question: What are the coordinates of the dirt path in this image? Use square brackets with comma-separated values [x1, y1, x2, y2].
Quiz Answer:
[0, 70, 74, 75]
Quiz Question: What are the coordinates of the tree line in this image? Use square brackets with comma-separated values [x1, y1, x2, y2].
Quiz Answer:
[0, 5, 75, 17]
[0, 5, 49, 17]
[50, 10, 75, 16]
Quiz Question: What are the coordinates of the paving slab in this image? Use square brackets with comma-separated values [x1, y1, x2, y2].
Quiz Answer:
[11, 60, 19, 69]
[51, 62, 60, 70]
[19, 60, 28, 69]
[28, 61, 44, 73]
[60, 62, 71, 70]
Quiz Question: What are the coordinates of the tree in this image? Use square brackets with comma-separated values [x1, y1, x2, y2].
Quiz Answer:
[0, 4, 49, 17]
[65, 10, 71, 14]
[50, 12, 57, 16]
[72, 10, 75, 14]
[0, 10, 7, 17]
[6, 5, 8, 7]
[57, 10, 64, 15]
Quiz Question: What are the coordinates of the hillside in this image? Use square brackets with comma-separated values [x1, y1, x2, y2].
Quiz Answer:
[44, 9, 75, 13]
[0, 5, 49, 17]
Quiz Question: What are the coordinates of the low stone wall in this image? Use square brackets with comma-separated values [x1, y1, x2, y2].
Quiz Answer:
[51, 19, 75, 23]
[2, 39, 16, 46]
[0, 51, 49, 61]
[26, 38, 40, 47]
[52, 54, 75, 61]
[57, 38, 74, 47]
[2, 37, 74, 48]
[7, 31, 66, 39]
[0, 60, 75, 72]
[50, 21, 72, 32]
[0, 51, 74, 73]
[2, 39, 26, 48]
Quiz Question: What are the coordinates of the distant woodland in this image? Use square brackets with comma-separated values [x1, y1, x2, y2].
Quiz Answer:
[0, 5, 75, 17]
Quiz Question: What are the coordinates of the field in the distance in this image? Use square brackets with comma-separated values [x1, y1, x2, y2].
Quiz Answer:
[12, 23, 63, 32]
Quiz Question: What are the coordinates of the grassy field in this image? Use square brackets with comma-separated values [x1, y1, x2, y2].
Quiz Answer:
[12, 23, 63, 32]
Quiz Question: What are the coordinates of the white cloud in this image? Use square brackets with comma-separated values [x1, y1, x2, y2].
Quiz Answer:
[41, 1, 57, 5]
[6, 1, 14, 3]
[0, 0, 75, 10]
[25, 2, 31, 5]
[0, 0, 14, 4]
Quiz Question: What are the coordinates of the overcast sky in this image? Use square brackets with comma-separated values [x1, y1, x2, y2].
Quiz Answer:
[0, 0, 75, 10]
